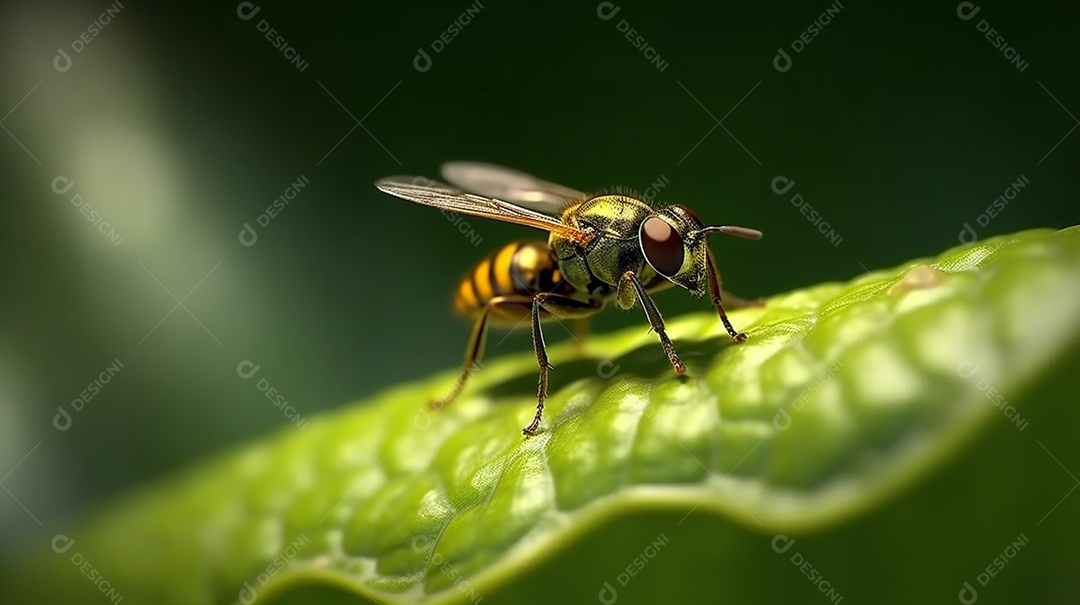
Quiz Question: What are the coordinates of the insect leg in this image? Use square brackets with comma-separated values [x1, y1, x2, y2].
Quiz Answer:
[622, 271, 687, 375]
[705, 249, 749, 342]
[523, 299, 553, 436]
[522, 294, 603, 436]
[433, 295, 531, 410]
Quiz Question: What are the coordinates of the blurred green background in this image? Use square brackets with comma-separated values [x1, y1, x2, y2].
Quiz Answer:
[0, 0, 1075, 577]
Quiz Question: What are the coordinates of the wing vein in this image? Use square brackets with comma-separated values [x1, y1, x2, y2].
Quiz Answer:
[375, 177, 591, 245]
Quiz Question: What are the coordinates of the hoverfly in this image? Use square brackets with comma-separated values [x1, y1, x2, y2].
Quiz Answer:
[375, 162, 762, 436]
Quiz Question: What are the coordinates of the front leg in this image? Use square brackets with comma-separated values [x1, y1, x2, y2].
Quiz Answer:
[621, 271, 686, 375]
[705, 249, 750, 342]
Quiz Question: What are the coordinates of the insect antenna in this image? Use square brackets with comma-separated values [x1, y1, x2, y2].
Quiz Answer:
[692, 225, 764, 240]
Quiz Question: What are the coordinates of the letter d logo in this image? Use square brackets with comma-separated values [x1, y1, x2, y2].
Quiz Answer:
[52, 534, 75, 553]
[958, 580, 978, 604]
[958, 222, 978, 245]
[597, 2, 621, 21]
[237, 360, 261, 379]
[956, 2, 980, 21]
[771, 534, 795, 554]
[773, 48, 792, 73]
[413, 48, 433, 72]
[956, 360, 981, 379]
[237, 2, 261, 20]
[239, 222, 258, 246]
[54, 407, 72, 431]
[598, 580, 618, 604]
[53, 48, 73, 72]
[771, 175, 795, 195]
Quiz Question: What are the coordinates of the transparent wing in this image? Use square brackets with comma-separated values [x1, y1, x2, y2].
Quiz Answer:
[375, 176, 592, 244]
[439, 161, 586, 210]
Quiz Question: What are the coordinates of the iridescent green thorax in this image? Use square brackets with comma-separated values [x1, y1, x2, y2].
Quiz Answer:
[549, 195, 716, 304]
[549, 195, 658, 302]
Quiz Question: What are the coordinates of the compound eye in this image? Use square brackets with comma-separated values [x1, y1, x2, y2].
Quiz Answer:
[640, 216, 684, 277]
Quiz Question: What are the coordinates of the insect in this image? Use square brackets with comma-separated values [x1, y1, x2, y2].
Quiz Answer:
[375, 162, 762, 436]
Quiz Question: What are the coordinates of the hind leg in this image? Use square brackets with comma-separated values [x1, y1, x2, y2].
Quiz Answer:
[431, 295, 533, 410]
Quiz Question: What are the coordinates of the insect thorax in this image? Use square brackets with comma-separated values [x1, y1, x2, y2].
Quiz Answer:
[550, 195, 655, 297]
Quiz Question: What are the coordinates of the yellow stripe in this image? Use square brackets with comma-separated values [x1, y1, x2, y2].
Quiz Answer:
[515, 244, 541, 279]
[493, 244, 518, 295]
[473, 258, 495, 302]
[456, 279, 478, 312]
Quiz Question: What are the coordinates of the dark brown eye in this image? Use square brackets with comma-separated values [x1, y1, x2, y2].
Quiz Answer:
[640, 216, 684, 277]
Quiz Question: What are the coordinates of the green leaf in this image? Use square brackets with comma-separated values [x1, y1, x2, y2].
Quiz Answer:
[10, 227, 1080, 604]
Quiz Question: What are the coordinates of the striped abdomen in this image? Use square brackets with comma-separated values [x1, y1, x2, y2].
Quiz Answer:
[453, 241, 570, 319]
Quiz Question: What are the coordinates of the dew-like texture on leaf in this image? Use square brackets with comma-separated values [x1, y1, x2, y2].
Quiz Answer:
[10, 227, 1080, 605]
